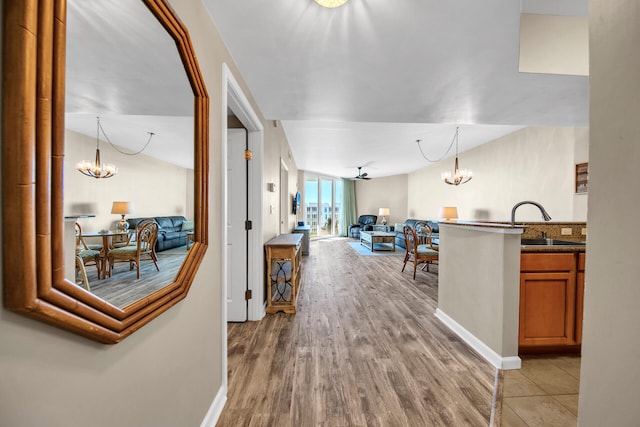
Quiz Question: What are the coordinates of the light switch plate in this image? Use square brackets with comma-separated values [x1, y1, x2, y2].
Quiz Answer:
[561, 228, 572, 235]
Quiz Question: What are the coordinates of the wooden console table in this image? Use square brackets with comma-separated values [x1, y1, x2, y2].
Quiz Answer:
[265, 233, 303, 314]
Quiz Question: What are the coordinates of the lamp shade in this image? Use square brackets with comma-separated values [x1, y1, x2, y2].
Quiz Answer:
[378, 208, 390, 216]
[111, 201, 135, 215]
[439, 206, 458, 219]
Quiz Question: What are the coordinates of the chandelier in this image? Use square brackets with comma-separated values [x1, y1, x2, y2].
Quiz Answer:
[76, 117, 118, 179]
[314, 0, 349, 8]
[441, 127, 472, 186]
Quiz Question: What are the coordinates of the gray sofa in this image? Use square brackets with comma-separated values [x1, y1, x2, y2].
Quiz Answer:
[127, 215, 193, 252]
[393, 219, 439, 249]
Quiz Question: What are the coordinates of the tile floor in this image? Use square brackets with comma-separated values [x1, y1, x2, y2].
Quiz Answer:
[501, 355, 581, 426]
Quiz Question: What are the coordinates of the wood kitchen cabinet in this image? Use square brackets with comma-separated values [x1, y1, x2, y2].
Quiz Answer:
[575, 253, 586, 346]
[519, 252, 583, 353]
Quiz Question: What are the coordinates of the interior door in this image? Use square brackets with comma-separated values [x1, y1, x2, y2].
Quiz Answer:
[227, 128, 248, 321]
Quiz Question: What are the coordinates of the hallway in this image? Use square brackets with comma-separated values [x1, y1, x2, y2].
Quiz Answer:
[218, 238, 495, 426]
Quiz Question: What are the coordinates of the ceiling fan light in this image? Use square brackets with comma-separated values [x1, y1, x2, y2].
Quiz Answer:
[314, 0, 349, 8]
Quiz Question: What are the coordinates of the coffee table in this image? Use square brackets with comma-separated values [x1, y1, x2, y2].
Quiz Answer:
[360, 230, 396, 252]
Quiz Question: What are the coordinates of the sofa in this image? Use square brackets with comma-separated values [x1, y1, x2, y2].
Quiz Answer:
[348, 215, 377, 238]
[393, 219, 439, 250]
[127, 215, 193, 252]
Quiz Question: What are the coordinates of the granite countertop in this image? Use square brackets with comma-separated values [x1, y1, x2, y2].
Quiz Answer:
[521, 245, 586, 253]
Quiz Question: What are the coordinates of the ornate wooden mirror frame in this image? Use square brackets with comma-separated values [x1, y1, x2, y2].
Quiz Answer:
[2, 0, 209, 343]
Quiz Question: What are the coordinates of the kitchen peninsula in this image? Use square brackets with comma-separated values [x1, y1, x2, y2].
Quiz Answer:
[435, 221, 524, 370]
[436, 220, 586, 370]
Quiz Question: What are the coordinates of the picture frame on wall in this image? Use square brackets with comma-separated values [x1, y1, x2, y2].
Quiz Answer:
[576, 162, 588, 194]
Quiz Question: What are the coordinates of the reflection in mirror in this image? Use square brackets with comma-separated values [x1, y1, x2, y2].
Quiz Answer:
[64, 0, 194, 309]
[2, 0, 208, 343]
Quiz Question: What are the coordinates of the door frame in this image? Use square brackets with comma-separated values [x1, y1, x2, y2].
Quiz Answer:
[221, 63, 265, 392]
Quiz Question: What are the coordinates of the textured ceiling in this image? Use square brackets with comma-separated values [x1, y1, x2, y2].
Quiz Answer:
[65, 0, 588, 177]
[205, 0, 588, 178]
[65, 0, 194, 169]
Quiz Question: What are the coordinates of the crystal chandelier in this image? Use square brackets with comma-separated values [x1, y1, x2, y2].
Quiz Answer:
[314, 0, 349, 8]
[441, 127, 472, 186]
[76, 117, 118, 179]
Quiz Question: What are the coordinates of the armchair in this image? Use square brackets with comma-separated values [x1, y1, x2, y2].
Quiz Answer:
[348, 215, 378, 238]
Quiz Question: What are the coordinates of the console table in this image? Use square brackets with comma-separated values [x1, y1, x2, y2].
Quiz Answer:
[265, 233, 303, 314]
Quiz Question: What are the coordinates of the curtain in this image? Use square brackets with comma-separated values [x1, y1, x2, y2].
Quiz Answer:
[341, 179, 357, 236]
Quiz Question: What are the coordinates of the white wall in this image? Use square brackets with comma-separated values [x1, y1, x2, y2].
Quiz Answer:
[355, 174, 408, 225]
[407, 127, 588, 222]
[579, 1, 640, 424]
[65, 129, 192, 231]
[263, 123, 298, 239]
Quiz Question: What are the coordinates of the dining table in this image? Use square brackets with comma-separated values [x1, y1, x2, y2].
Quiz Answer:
[83, 229, 136, 278]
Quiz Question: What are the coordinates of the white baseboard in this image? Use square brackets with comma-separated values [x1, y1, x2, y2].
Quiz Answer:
[200, 385, 227, 427]
[435, 308, 521, 370]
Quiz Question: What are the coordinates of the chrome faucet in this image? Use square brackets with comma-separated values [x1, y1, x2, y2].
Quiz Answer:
[510, 201, 552, 227]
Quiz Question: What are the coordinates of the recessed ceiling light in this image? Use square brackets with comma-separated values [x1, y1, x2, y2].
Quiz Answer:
[314, 0, 349, 8]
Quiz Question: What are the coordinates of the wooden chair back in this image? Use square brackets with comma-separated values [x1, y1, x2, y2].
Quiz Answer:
[402, 223, 439, 279]
[136, 219, 159, 255]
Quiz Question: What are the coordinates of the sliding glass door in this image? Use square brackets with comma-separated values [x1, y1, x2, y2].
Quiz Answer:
[304, 175, 343, 238]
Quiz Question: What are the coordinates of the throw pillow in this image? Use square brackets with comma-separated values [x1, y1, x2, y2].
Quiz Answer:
[394, 223, 405, 232]
[181, 220, 194, 231]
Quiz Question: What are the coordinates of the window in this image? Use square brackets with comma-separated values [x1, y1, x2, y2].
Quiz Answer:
[304, 175, 343, 238]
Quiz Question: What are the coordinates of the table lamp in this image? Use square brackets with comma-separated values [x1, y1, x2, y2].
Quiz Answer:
[111, 201, 135, 231]
[378, 207, 390, 225]
[439, 206, 459, 221]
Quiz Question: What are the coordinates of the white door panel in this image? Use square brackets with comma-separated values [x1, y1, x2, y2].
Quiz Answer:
[227, 128, 247, 321]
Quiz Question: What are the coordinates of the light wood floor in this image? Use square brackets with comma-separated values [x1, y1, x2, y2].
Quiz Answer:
[79, 246, 188, 308]
[218, 238, 496, 426]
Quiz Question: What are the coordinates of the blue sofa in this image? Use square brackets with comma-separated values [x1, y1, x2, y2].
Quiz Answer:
[348, 214, 378, 238]
[393, 219, 439, 249]
[127, 215, 193, 252]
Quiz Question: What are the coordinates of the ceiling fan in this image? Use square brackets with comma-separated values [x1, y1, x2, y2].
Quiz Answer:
[353, 166, 372, 180]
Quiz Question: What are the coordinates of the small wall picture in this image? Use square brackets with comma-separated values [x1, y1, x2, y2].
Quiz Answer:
[575, 162, 588, 194]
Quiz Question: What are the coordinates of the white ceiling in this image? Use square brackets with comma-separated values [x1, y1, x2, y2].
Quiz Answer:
[204, 0, 588, 178]
[65, 0, 588, 178]
[65, 0, 194, 169]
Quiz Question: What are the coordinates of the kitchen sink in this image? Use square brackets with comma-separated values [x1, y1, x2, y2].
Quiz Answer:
[521, 238, 586, 246]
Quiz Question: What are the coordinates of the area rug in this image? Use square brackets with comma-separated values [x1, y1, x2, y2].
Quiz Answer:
[347, 241, 404, 256]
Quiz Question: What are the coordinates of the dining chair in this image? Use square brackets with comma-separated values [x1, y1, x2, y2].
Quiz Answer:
[75, 222, 102, 251]
[402, 223, 439, 279]
[75, 255, 91, 291]
[107, 219, 160, 279]
[75, 223, 102, 283]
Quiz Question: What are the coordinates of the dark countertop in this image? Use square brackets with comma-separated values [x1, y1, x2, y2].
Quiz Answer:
[521, 245, 586, 253]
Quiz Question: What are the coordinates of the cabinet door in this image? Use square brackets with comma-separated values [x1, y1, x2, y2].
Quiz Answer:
[519, 271, 577, 347]
[575, 253, 586, 345]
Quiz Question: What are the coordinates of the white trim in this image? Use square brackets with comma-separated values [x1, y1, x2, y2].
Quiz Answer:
[199, 385, 227, 427]
[435, 308, 521, 370]
[221, 63, 265, 395]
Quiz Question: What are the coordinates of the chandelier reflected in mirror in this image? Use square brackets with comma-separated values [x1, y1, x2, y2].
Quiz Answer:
[76, 116, 155, 179]
[441, 127, 473, 186]
[76, 117, 118, 178]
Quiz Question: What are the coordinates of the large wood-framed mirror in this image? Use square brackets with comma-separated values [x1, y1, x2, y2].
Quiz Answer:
[2, 0, 209, 343]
